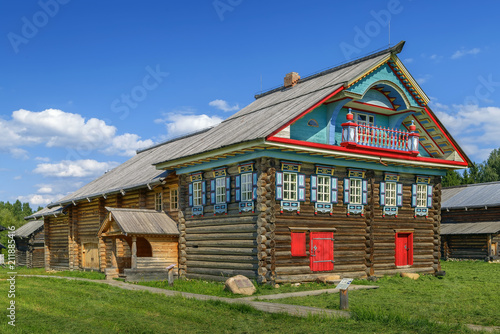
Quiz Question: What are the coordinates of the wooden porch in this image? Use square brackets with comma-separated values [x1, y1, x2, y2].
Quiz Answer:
[98, 207, 179, 282]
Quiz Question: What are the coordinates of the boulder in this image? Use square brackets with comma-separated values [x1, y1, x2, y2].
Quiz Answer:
[224, 275, 256, 296]
[401, 272, 420, 280]
[317, 275, 341, 284]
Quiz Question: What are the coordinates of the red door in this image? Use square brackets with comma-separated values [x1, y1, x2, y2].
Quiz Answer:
[310, 232, 334, 271]
[395, 233, 413, 266]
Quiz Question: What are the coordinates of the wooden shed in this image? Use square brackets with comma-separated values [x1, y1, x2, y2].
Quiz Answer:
[14, 220, 45, 268]
[441, 182, 500, 260]
[98, 207, 179, 281]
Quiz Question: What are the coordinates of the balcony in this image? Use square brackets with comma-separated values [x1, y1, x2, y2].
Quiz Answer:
[341, 113, 419, 155]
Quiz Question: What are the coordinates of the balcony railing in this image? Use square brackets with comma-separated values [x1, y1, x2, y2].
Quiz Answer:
[341, 122, 419, 154]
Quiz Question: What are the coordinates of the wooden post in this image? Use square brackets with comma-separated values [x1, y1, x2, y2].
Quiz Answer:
[340, 289, 349, 310]
[131, 236, 137, 269]
[111, 238, 118, 268]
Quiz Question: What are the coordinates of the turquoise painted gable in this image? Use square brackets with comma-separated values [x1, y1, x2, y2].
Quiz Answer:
[348, 64, 419, 108]
[290, 105, 328, 144]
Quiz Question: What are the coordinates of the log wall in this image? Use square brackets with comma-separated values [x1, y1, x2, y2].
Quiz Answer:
[44, 215, 70, 270]
[14, 228, 45, 268]
[178, 157, 442, 283]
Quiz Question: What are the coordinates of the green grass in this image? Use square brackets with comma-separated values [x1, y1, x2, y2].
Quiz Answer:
[268, 261, 500, 327]
[136, 278, 332, 298]
[0, 276, 470, 333]
[0, 267, 105, 280]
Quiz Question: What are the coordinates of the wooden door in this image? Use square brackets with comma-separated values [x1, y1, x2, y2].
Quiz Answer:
[310, 232, 334, 272]
[395, 233, 413, 266]
[83, 243, 99, 269]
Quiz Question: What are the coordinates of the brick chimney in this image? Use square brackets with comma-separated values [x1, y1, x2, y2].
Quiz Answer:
[284, 72, 300, 88]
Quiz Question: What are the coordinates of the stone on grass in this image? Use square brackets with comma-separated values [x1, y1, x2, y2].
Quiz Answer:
[317, 275, 341, 284]
[224, 275, 256, 296]
[401, 272, 420, 280]
[274, 284, 280, 289]
[292, 283, 301, 287]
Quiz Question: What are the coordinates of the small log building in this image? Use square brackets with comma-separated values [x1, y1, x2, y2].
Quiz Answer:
[35, 41, 470, 283]
[14, 220, 45, 268]
[441, 182, 500, 260]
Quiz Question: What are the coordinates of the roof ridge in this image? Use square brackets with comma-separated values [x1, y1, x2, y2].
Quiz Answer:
[255, 41, 405, 99]
[136, 126, 214, 154]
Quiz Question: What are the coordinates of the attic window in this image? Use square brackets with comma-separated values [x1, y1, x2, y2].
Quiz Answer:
[307, 119, 319, 127]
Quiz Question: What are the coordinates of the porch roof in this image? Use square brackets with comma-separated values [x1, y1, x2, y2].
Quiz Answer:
[99, 207, 179, 237]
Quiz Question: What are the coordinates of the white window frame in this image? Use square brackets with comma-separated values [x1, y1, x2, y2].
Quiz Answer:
[216, 177, 226, 204]
[155, 192, 163, 211]
[354, 112, 375, 126]
[170, 187, 178, 211]
[241, 173, 253, 201]
[385, 182, 397, 207]
[350, 178, 362, 205]
[416, 184, 427, 208]
[193, 181, 202, 207]
[283, 172, 297, 201]
[317, 175, 330, 203]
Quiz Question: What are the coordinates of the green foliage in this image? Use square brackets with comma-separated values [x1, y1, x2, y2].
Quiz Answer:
[444, 147, 500, 186]
[0, 201, 36, 247]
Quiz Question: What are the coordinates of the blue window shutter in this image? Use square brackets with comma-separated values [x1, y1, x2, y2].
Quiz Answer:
[276, 172, 283, 200]
[298, 173, 306, 202]
[362, 179, 368, 205]
[310, 175, 317, 203]
[210, 179, 216, 204]
[396, 183, 403, 207]
[235, 175, 241, 202]
[331, 177, 338, 204]
[411, 184, 417, 207]
[379, 181, 386, 206]
[427, 184, 433, 208]
[343, 178, 350, 204]
[252, 172, 258, 200]
[226, 176, 231, 203]
[201, 181, 206, 206]
[188, 183, 193, 207]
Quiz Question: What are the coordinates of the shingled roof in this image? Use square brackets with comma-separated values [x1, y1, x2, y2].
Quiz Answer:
[442, 182, 500, 210]
[46, 128, 210, 208]
[14, 220, 44, 238]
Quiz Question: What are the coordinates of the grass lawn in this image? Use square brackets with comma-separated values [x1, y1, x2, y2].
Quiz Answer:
[0, 276, 468, 334]
[0, 267, 105, 280]
[268, 261, 500, 328]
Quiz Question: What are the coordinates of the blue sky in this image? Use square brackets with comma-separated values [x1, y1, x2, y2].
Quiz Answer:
[1, 0, 500, 208]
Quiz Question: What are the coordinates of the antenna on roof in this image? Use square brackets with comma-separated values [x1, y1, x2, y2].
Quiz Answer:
[260, 74, 262, 94]
[388, 20, 391, 47]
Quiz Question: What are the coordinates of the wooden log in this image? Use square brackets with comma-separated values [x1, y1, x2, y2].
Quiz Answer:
[186, 261, 259, 270]
[187, 267, 257, 278]
[186, 247, 257, 255]
[185, 224, 257, 234]
[186, 233, 257, 241]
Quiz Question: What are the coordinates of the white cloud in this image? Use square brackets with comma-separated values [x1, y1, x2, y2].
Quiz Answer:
[156, 110, 223, 138]
[209, 99, 240, 112]
[13, 176, 22, 180]
[9, 148, 29, 160]
[33, 159, 119, 178]
[17, 193, 65, 206]
[416, 74, 431, 85]
[403, 58, 414, 64]
[434, 104, 500, 161]
[451, 48, 480, 60]
[35, 157, 51, 162]
[102, 133, 154, 156]
[37, 185, 53, 193]
[0, 108, 153, 157]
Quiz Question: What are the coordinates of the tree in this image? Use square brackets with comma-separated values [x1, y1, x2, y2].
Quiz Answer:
[442, 170, 463, 187]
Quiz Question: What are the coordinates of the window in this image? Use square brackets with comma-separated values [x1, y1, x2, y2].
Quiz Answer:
[350, 178, 362, 204]
[416, 184, 427, 207]
[317, 176, 331, 203]
[283, 172, 297, 201]
[155, 192, 163, 211]
[193, 181, 202, 206]
[216, 177, 226, 203]
[241, 173, 253, 201]
[385, 182, 397, 207]
[170, 188, 178, 211]
[354, 112, 375, 126]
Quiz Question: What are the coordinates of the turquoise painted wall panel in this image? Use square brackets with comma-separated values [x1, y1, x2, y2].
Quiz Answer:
[348, 64, 419, 107]
[290, 105, 328, 144]
[357, 89, 393, 108]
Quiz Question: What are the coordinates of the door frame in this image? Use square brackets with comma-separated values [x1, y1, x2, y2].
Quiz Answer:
[395, 231, 413, 267]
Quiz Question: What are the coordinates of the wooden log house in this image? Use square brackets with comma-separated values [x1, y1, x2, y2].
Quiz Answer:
[37, 41, 470, 283]
[441, 182, 500, 260]
[14, 220, 45, 268]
